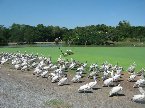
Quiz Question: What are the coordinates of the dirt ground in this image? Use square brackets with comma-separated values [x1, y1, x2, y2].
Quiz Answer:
[0, 63, 145, 108]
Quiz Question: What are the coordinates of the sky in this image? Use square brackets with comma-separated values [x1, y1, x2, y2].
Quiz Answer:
[0, 0, 145, 28]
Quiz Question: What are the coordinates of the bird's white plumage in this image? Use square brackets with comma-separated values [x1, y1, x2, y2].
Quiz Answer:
[51, 75, 59, 83]
[103, 78, 113, 86]
[128, 74, 136, 81]
[71, 74, 81, 82]
[133, 79, 145, 87]
[78, 76, 97, 92]
[132, 87, 145, 102]
[78, 84, 91, 92]
[58, 77, 68, 86]
[113, 74, 121, 81]
[88, 76, 97, 88]
[109, 84, 123, 96]
[138, 87, 145, 94]
[41, 71, 48, 77]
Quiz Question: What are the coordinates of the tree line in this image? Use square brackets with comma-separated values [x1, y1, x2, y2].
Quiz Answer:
[0, 20, 145, 46]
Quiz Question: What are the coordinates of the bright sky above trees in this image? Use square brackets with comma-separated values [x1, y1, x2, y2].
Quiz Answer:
[0, 0, 145, 28]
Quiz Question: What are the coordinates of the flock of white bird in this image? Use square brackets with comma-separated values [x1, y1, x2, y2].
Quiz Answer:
[0, 51, 145, 103]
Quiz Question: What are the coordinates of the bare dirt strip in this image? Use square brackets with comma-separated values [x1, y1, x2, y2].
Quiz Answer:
[0, 64, 145, 108]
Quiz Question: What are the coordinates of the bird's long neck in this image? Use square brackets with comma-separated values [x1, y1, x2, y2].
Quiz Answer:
[94, 78, 97, 82]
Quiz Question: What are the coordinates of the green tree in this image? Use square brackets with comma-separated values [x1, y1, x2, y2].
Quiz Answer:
[9, 23, 25, 43]
[116, 20, 131, 41]
[23, 25, 37, 43]
[0, 25, 9, 45]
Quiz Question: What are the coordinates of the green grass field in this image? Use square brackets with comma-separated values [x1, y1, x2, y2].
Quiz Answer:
[0, 47, 145, 71]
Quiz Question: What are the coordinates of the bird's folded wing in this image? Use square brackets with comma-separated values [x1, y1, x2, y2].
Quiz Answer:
[138, 87, 145, 94]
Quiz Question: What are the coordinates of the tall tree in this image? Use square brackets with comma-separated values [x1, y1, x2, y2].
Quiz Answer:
[23, 25, 37, 43]
[9, 23, 25, 43]
[0, 25, 8, 45]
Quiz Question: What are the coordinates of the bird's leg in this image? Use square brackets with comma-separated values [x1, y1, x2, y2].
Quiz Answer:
[116, 92, 118, 96]
[133, 84, 136, 88]
[138, 84, 140, 88]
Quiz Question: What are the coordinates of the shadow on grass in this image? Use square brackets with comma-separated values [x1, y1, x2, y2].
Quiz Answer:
[79, 91, 93, 93]
[109, 93, 125, 97]
[134, 85, 145, 88]
[133, 101, 145, 104]
[72, 80, 85, 83]
[92, 87, 101, 90]
[128, 80, 137, 82]
[103, 85, 115, 87]
[64, 83, 70, 85]
[81, 75, 86, 78]
[117, 79, 124, 82]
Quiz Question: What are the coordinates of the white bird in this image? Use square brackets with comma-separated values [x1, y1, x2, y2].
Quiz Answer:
[132, 87, 145, 102]
[31, 62, 38, 68]
[14, 64, 21, 70]
[41, 70, 49, 78]
[12, 59, 17, 65]
[103, 78, 114, 87]
[21, 61, 27, 67]
[43, 66, 50, 70]
[103, 70, 109, 77]
[128, 72, 136, 82]
[113, 74, 121, 81]
[127, 64, 135, 73]
[78, 76, 97, 92]
[109, 84, 123, 96]
[78, 84, 91, 92]
[89, 63, 98, 71]
[88, 76, 97, 89]
[137, 68, 145, 76]
[82, 61, 87, 68]
[88, 71, 97, 78]
[58, 74, 68, 86]
[133, 79, 145, 88]
[51, 74, 60, 83]
[110, 70, 114, 78]
[0, 58, 8, 64]
[33, 67, 42, 75]
[21, 65, 28, 71]
[76, 65, 84, 72]
[71, 74, 81, 82]
[69, 62, 76, 69]
[49, 66, 57, 71]
[49, 72, 56, 78]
